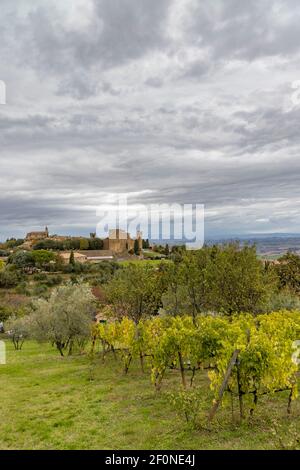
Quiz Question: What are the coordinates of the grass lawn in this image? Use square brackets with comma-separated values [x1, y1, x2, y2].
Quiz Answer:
[0, 340, 299, 450]
[257, 253, 282, 261]
[118, 259, 170, 267]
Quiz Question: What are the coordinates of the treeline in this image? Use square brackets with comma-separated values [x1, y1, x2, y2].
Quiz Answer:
[0, 238, 24, 252]
[2, 243, 300, 316]
[104, 244, 300, 318]
[32, 237, 103, 251]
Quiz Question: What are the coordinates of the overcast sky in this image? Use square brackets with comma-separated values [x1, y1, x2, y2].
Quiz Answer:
[1, 0, 300, 241]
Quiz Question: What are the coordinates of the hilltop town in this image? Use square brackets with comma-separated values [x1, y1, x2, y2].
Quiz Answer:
[0, 226, 170, 265]
[21, 226, 144, 262]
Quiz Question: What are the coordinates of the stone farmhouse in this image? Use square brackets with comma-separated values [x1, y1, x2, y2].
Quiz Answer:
[59, 250, 114, 264]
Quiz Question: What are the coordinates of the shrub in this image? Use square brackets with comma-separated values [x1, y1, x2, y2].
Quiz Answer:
[0, 267, 23, 288]
[45, 275, 63, 287]
[8, 251, 35, 269]
[32, 284, 49, 297]
[33, 273, 48, 282]
[15, 282, 30, 296]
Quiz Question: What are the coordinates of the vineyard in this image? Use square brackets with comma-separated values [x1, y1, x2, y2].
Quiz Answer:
[92, 311, 300, 425]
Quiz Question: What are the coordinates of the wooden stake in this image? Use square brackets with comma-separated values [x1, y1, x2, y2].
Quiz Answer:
[208, 349, 240, 422]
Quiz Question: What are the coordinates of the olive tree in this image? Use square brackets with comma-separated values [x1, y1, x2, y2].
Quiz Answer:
[5, 315, 31, 350]
[31, 283, 96, 356]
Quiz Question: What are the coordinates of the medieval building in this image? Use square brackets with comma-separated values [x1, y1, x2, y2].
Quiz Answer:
[26, 226, 49, 241]
[103, 229, 142, 254]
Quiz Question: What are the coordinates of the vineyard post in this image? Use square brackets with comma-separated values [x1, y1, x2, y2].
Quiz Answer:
[135, 327, 145, 372]
[208, 349, 240, 423]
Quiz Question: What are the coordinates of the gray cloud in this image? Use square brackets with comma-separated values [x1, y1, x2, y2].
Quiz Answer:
[186, 0, 300, 60]
[1, 0, 300, 240]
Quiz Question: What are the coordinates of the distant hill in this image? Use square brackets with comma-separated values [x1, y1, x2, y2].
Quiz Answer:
[206, 234, 300, 260]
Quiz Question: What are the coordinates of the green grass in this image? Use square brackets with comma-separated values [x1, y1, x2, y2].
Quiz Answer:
[119, 258, 170, 267]
[257, 253, 282, 261]
[0, 340, 299, 450]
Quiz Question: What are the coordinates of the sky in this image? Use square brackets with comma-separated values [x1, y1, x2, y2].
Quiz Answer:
[1, 0, 300, 241]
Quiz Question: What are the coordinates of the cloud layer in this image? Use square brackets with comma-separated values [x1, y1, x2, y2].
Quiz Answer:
[1, 0, 300, 240]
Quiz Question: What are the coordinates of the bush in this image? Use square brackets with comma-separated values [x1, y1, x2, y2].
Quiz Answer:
[31, 250, 56, 269]
[0, 250, 9, 257]
[32, 284, 49, 297]
[0, 305, 14, 322]
[45, 275, 63, 287]
[4, 238, 24, 249]
[8, 250, 35, 269]
[33, 273, 48, 282]
[171, 388, 204, 429]
[265, 288, 300, 312]
[15, 282, 30, 296]
[0, 267, 23, 288]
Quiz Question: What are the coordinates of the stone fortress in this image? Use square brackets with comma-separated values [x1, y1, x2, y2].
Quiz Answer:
[103, 229, 142, 254]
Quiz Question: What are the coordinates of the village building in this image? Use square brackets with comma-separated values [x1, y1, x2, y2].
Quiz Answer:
[59, 250, 114, 264]
[80, 250, 114, 262]
[103, 229, 142, 254]
[59, 252, 87, 264]
[25, 226, 49, 241]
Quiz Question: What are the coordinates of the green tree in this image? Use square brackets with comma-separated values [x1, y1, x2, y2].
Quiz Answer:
[5, 315, 31, 350]
[134, 239, 140, 256]
[8, 250, 34, 269]
[30, 283, 96, 356]
[0, 266, 23, 288]
[142, 239, 150, 249]
[208, 244, 274, 314]
[105, 264, 166, 323]
[31, 250, 56, 269]
[5, 238, 24, 249]
[163, 244, 273, 317]
[79, 238, 89, 250]
[162, 247, 213, 320]
[275, 252, 300, 294]
[69, 251, 75, 266]
[33, 239, 64, 251]
[88, 237, 103, 250]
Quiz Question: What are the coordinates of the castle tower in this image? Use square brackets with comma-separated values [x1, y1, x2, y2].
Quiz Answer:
[45, 226, 49, 237]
